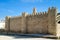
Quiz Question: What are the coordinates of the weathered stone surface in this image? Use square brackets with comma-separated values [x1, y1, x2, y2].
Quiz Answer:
[5, 7, 60, 37]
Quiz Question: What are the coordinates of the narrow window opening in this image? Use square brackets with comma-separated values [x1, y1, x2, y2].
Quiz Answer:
[58, 21, 60, 24]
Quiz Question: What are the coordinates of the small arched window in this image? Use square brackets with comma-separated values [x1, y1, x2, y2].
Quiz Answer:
[58, 21, 60, 24]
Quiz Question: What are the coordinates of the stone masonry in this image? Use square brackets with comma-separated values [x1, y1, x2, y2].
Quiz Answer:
[5, 7, 60, 37]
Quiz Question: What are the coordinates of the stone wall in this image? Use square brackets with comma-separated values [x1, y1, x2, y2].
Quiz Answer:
[48, 7, 57, 35]
[26, 13, 48, 34]
[5, 7, 57, 35]
[6, 12, 48, 34]
[5, 16, 10, 32]
[10, 16, 22, 32]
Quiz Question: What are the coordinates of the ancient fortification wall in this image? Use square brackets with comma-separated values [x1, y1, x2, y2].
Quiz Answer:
[26, 13, 48, 34]
[48, 7, 57, 35]
[5, 7, 57, 35]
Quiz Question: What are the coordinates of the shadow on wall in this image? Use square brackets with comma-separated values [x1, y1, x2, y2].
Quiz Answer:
[0, 33, 53, 38]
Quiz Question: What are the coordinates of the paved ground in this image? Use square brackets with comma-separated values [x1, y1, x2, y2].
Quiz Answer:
[0, 35, 58, 40]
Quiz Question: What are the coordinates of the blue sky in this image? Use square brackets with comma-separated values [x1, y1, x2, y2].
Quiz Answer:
[0, 0, 60, 19]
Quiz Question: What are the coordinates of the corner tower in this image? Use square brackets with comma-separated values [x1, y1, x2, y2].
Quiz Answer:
[5, 16, 11, 32]
[48, 7, 57, 35]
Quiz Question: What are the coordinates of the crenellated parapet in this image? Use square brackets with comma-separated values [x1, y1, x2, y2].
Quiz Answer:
[5, 7, 57, 20]
[22, 12, 28, 17]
